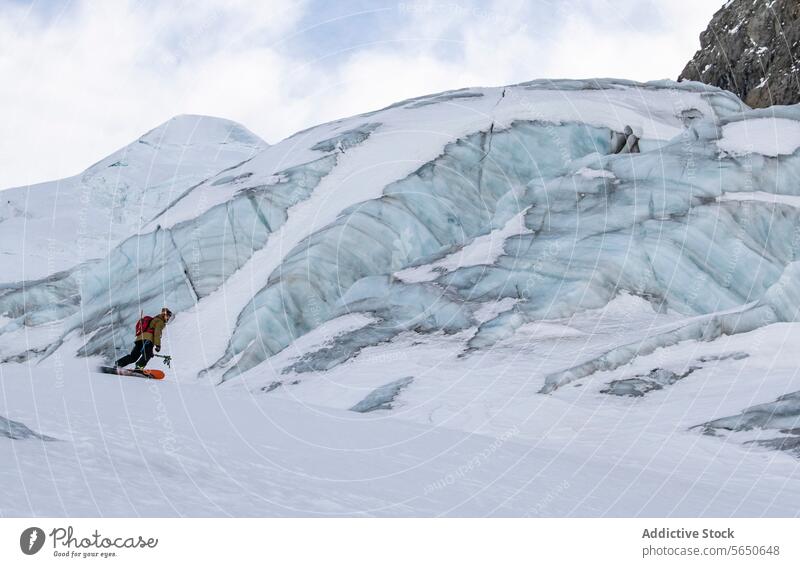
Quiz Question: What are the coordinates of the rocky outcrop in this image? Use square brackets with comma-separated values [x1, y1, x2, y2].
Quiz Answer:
[679, 0, 799, 108]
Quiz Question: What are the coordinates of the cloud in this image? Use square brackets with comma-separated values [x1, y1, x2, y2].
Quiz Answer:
[539, 1, 722, 80]
[0, 0, 722, 189]
[0, 0, 306, 188]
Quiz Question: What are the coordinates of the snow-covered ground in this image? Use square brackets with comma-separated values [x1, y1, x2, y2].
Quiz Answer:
[3, 78, 800, 516]
[3, 303, 800, 516]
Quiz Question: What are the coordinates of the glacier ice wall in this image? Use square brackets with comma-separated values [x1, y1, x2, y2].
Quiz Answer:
[0, 153, 339, 360]
[210, 121, 614, 379]
[249, 104, 800, 384]
[3, 79, 800, 388]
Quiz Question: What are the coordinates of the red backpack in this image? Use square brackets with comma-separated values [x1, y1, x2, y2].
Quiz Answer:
[135, 315, 154, 336]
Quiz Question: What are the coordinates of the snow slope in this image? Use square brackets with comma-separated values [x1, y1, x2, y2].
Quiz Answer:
[3, 78, 800, 516]
[2, 332, 799, 517]
[0, 114, 266, 282]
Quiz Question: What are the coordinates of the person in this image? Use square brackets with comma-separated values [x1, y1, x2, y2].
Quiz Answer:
[116, 307, 173, 369]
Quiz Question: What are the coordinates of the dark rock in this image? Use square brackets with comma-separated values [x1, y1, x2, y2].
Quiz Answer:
[679, 0, 800, 108]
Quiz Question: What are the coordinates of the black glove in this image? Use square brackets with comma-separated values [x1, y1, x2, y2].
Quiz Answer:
[155, 345, 161, 353]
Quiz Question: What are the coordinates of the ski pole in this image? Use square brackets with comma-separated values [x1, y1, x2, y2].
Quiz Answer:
[152, 354, 172, 368]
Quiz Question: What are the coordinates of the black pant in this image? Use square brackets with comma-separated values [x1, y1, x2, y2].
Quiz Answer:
[116, 340, 154, 368]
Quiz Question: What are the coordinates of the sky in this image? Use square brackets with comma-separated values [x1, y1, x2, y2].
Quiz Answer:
[0, 0, 724, 190]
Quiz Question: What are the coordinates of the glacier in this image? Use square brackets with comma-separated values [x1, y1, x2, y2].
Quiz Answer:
[4, 78, 800, 516]
[0, 114, 266, 283]
[4, 78, 800, 383]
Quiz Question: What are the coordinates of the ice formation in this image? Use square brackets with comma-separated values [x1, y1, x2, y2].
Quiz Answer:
[0, 415, 56, 441]
[2, 78, 800, 395]
[700, 390, 800, 432]
[601, 352, 748, 397]
[601, 367, 701, 397]
[349, 376, 414, 412]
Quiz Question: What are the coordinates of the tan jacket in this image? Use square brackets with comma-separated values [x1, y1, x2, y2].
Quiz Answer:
[136, 315, 166, 347]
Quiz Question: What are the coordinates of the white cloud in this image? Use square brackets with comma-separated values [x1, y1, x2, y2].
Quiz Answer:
[539, 1, 722, 81]
[0, 0, 306, 188]
[0, 0, 723, 189]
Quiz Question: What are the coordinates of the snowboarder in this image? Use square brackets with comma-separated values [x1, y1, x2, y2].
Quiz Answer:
[115, 307, 173, 370]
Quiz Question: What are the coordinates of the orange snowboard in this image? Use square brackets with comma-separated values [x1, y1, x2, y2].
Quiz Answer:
[98, 366, 165, 380]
